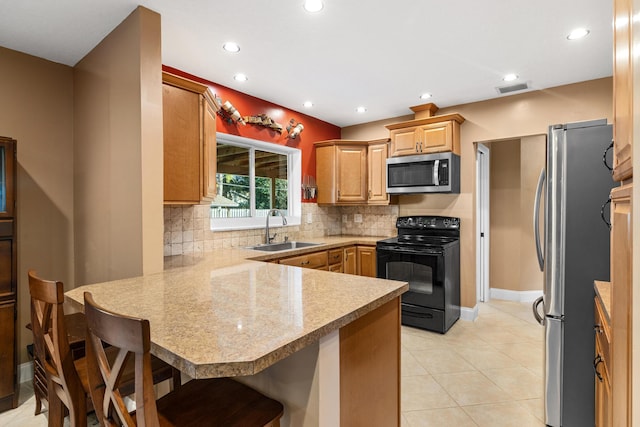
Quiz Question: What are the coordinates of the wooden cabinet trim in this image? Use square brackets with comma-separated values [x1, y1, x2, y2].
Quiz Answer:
[384, 113, 465, 131]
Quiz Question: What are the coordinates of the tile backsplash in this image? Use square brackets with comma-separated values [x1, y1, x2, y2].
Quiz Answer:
[164, 203, 398, 256]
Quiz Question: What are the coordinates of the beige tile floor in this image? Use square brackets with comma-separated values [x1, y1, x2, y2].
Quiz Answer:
[0, 299, 543, 426]
[401, 299, 545, 427]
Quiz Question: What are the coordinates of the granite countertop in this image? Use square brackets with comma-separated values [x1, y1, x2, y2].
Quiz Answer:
[65, 236, 407, 379]
[594, 280, 611, 324]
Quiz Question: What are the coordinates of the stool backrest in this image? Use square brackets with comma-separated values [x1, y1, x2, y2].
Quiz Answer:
[28, 270, 85, 418]
[83, 291, 160, 427]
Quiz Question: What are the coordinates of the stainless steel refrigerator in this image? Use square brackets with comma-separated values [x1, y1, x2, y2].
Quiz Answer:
[532, 119, 613, 427]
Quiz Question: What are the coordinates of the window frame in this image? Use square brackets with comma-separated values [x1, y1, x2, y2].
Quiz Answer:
[210, 133, 301, 231]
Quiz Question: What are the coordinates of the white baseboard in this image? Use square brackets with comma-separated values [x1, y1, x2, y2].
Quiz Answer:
[490, 288, 543, 303]
[460, 305, 478, 321]
[19, 361, 34, 384]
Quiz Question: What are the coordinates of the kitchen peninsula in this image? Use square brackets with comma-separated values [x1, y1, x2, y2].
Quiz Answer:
[65, 242, 407, 427]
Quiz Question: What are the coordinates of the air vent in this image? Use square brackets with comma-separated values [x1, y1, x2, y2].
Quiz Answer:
[496, 82, 529, 94]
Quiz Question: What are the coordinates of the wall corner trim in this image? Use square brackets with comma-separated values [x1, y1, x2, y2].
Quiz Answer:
[460, 305, 479, 321]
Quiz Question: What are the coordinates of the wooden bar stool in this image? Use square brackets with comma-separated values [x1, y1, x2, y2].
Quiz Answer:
[26, 311, 86, 415]
[27, 270, 180, 427]
[83, 291, 284, 427]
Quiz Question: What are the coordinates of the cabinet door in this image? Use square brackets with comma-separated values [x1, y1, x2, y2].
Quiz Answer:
[0, 301, 15, 409]
[613, 0, 633, 181]
[389, 127, 419, 157]
[0, 231, 14, 298]
[595, 339, 612, 427]
[336, 146, 367, 203]
[0, 141, 15, 219]
[610, 184, 632, 426]
[418, 121, 453, 154]
[163, 83, 201, 203]
[343, 246, 357, 275]
[357, 246, 376, 277]
[367, 143, 389, 204]
[203, 98, 217, 200]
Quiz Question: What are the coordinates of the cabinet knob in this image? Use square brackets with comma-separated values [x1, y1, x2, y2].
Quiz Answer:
[594, 324, 604, 334]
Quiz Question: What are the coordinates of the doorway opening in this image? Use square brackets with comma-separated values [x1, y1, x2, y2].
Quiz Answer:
[475, 135, 546, 304]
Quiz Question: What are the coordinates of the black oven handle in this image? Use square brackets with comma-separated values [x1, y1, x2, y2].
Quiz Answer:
[378, 245, 444, 255]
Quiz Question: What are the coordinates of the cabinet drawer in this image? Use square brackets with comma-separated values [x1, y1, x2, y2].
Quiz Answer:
[279, 251, 328, 269]
[328, 263, 343, 273]
[594, 297, 611, 368]
[328, 249, 343, 265]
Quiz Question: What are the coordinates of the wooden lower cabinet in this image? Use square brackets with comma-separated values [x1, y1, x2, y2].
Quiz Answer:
[594, 293, 612, 427]
[357, 246, 376, 277]
[343, 246, 357, 275]
[0, 302, 15, 411]
[276, 244, 377, 279]
[340, 297, 400, 426]
[328, 249, 343, 273]
[609, 184, 632, 426]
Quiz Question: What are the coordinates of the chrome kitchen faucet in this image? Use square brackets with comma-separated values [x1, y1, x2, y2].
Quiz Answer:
[265, 209, 287, 244]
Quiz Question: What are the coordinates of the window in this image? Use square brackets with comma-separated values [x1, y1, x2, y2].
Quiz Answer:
[210, 133, 301, 230]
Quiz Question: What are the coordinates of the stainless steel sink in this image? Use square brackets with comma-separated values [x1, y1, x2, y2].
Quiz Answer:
[246, 241, 321, 252]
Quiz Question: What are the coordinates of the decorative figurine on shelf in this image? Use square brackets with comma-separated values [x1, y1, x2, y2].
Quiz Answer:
[218, 98, 246, 125]
[243, 114, 284, 133]
[286, 119, 304, 139]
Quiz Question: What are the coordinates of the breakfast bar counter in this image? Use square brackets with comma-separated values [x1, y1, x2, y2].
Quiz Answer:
[65, 246, 407, 426]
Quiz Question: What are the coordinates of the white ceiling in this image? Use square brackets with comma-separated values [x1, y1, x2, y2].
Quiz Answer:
[0, 0, 612, 127]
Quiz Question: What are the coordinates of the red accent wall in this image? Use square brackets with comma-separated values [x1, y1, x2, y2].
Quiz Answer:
[163, 65, 341, 202]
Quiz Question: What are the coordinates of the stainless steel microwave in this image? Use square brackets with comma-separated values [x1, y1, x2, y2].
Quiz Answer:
[386, 152, 460, 194]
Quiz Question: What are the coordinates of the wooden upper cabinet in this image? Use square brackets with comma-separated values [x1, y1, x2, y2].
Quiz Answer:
[386, 113, 464, 157]
[162, 72, 218, 204]
[336, 145, 368, 203]
[367, 142, 390, 204]
[315, 139, 392, 206]
[613, 0, 633, 181]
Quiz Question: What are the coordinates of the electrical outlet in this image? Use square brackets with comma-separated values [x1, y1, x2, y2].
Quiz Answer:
[342, 214, 348, 222]
[306, 212, 313, 224]
[354, 214, 363, 223]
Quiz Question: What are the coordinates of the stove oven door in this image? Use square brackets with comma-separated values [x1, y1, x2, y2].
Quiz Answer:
[376, 245, 445, 310]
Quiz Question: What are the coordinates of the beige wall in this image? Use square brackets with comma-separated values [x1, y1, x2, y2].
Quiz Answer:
[485, 135, 545, 293]
[73, 6, 163, 285]
[519, 135, 546, 292]
[342, 77, 612, 308]
[488, 140, 522, 291]
[0, 46, 74, 364]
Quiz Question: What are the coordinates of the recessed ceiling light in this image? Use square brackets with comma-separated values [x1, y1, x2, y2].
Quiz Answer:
[222, 42, 240, 53]
[303, 101, 313, 108]
[233, 73, 248, 82]
[356, 106, 367, 113]
[503, 73, 519, 82]
[567, 28, 590, 40]
[303, 0, 324, 12]
[419, 93, 432, 100]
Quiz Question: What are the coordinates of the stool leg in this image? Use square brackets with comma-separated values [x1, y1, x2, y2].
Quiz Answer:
[47, 388, 64, 427]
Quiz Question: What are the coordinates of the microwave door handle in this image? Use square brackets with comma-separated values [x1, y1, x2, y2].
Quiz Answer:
[433, 159, 440, 186]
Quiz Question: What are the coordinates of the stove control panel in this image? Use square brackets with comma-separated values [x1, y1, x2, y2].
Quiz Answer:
[396, 216, 460, 230]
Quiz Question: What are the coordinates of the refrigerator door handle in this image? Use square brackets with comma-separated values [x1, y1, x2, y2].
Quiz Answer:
[532, 296, 545, 326]
[533, 168, 545, 271]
